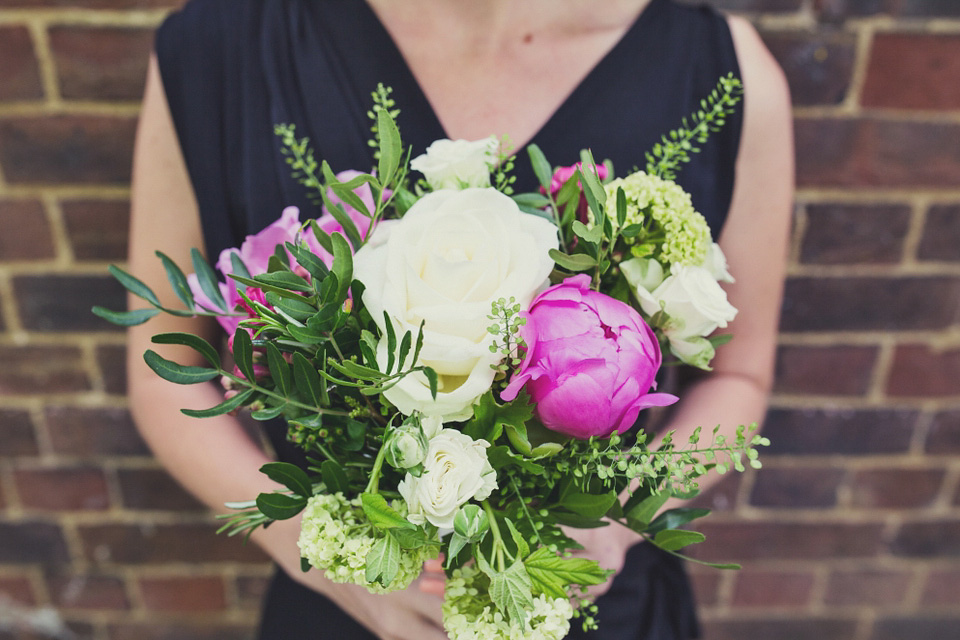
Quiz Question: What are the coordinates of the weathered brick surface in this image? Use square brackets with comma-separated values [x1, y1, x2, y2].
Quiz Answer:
[0, 0, 958, 635]
[0, 200, 56, 261]
[862, 34, 960, 110]
[0, 26, 44, 101]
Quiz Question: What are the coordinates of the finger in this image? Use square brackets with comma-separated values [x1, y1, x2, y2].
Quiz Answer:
[423, 556, 445, 574]
[418, 574, 446, 597]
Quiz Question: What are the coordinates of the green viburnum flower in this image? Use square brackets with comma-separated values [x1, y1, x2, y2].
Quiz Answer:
[443, 566, 574, 640]
[597, 171, 711, 266]
[298, 493, 436, 593]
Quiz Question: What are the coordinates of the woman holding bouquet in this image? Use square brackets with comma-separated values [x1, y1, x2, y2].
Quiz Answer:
[127, 0, 793, 638]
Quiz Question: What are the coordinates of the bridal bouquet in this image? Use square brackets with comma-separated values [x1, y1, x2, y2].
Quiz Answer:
[97, 77, 765, 639]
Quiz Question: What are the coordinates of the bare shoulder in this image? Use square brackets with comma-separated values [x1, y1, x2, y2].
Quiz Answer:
[726, 15, 792, 125]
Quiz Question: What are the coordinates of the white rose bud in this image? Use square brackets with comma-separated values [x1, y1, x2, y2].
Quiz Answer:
[704, 242, 735, 283]
[410, 137, 499, 190]
[385, 422, 429, 471]
[398, 429, 497, 529]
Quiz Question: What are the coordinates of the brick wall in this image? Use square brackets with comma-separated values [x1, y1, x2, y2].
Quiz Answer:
[0, 1, 957, 639]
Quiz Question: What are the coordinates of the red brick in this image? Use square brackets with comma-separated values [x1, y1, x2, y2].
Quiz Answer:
[872, 617, 960, 640]
[702, 0, 803, 11]
[139, 576, 226, 612]
[0, 26, 43, 101]
[78, 523, 269, 564]
[0, 200, 55, 261]
[774, 345, 878, 396]
[918, 205, 960, 263]
[921, 569, 960, 607]
[0, 575, 36, 606]
[49, 26, 153, 101]
[106, 623, 254, 640]
[0, 521, 70, 564]
[824, 568, 911, 606]
[14, 466, 110, 511]
[692, 522, 884, 561]
[117, 468, 205, 512]
[780, 276, 960, 333]
[863, 34, 960, 110]
[45, 406, 149, 457]
[763, 408, 916, 456]
[890, 520, 960, 557]
[796, 118, 960, 188]
[689, 471, 742, 512]
[47, 573, 129, 610]
[749, 466, 843, 508]
[850, 468, 946, 509]
[61, 200, 129, 261]
[732, 569, 815, 607]
[234, 573, 270, 610]
[817, 0, 960, 19]
[97, 344, 127, 395]
[800, 204, 910, 265]
[702, 617, 857, 640]
[0, 409, 39, 456]
[0, 116, 137, 185]
[14, 274, 126, 332]
[762, 31, 855, 106]
[926, 410, 960, 455]
[886, 345, 960, 398]
[0, 345, 91, 394]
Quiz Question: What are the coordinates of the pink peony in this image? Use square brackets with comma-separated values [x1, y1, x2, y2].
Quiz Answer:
[500, 274, 677, 439]
[542, 162, 609, 223]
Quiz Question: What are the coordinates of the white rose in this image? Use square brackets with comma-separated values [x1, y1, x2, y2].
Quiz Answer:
[354, 188, 557, 420]
[398, 429, 497, 529]
[704, 242, 735, 283]
[634, 264, 737, 366]
[410, 137, 499, 190]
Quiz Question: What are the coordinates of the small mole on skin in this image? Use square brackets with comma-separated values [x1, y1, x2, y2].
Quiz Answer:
[522, 33, 533, 44]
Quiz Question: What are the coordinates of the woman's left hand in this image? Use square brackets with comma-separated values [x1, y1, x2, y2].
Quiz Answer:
[562, 523, 642, 598]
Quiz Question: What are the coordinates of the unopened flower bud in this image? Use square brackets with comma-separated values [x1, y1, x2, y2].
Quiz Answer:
[453, 504, 489, 542]
[385, 423, 429, 471]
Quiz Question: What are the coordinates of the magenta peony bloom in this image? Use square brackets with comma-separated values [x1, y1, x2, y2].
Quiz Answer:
[542, 162, 609, 223]
[500, 275, 677, 439]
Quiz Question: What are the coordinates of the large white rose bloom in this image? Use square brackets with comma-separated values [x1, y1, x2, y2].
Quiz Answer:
[398, 429, 497, 529]
[354, 187, 557, 420]
[410, 137, 499, 190]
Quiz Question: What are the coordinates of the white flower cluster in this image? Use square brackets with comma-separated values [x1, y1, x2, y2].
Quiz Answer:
[442, 567, 573, 640]
[297, 493, 436, 593]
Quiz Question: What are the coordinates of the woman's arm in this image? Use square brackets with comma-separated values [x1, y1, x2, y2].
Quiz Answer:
[128, 54, 446, 640]
[571, 15, 794, 585]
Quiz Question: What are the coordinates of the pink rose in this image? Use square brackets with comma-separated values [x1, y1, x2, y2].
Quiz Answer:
[501, 275, 677, 439]
[541, 162, 609, 223]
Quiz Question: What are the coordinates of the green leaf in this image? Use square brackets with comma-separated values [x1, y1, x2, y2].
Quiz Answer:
[143, 349, 220, 385]
[255, 270, 313, 293]
[397, 331, 412, 374]
[377, 108, 403, 189]
[260, 462, 313, 498]
[383, 312, 397, 374]
[615, 186, 627, 228]
[156, 251, 195, 309]
[571, 220, 602, 247]
[256, 492, 306, 520]
[647, 507, 711, 535]
[91, 306, 159, 326]
[329, 232, 353, 304]
[265, 343, 292, 396]
[526, 144, 554, 192]
[365, 532, 401, 587]
[446, 532, 470, 565]
[320, 460, 350, 494]
[308, 219, 334, 255]
[512, 192, 551, 209]
[423, 367, 439, 400]
[108, 264, 161, 307]
[487, 558, 534, 626]
[326, 173, 372, 221]
[653, 529, 705, 551]
[286, 242, 329, 284]
[151, 332, 221, 369]
[625, 492, 671, 529]
[232, 328, 256, 382]
[181, 388, 254, 418]
[293, 352, 324, 408]
[549, 248, 597, 272]
[190, 248, 226, 311]
[360, 493, 415, 531]
[524, 547, 610, 599]
[709, 332, 734, 348]
[503, 518, 529, 559]
[251, 406, 285, 420]
[463, 391, 536, 447]
[560, 490, 618, 520]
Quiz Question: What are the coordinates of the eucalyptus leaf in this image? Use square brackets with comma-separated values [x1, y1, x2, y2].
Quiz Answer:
[143, 350, 219, 385]
[108, 264, 161, 307]
[151, 332, 221, 369]
[293, 352, 324, 408]
[265, 343, 292, 396]
[190, 249, 226, 311]
[377, 108, 402, 189]
[526, 144, 553, 192]
[91, 306, 159, 326]
[181, 388, 254, 418]
[156, 251, 195, 309]
[232, 328, 256, 382]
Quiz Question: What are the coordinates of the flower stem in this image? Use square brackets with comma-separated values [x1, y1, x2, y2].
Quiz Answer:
[482, 500, 507, 572]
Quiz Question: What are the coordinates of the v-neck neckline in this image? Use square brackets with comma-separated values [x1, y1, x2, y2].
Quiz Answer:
[349, 0, 667, 153]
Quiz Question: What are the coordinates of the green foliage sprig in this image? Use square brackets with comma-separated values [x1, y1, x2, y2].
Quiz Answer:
[644, 73, 744, 180]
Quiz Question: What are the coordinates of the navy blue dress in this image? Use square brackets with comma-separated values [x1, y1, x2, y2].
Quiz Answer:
[156, 1, 743, 637]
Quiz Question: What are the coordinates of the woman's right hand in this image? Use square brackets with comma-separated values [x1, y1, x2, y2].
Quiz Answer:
[255, 517, 448, 640]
